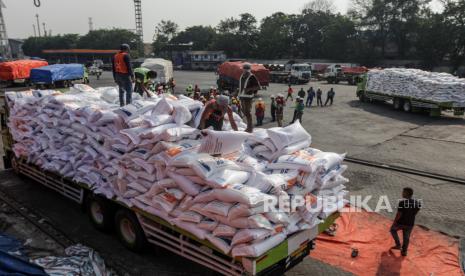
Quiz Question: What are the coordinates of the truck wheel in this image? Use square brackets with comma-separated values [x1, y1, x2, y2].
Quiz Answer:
[358, 92, 366, 102]
[393, 98, 402, 110]
[403, 101, 412, 112]
[86, 194, 114, 232]
[115, 209, 147, 252]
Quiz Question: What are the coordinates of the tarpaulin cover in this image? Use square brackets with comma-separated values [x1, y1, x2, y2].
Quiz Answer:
[0, 60, 48, 81]
[30, 64, 84, 84]
[311, 210, 464, 276]
[218, 61, 270, 86]
[0, 233, 47, 276]
[342, 66, 368, 74]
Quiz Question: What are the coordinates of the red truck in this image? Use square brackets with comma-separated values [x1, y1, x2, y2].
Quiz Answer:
[217, 61, 269, 93]
[0, 59, 49, 86]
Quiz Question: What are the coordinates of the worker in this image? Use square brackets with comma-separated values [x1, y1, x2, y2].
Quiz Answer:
[194, 84, 201, 93]
[186, 84, 194, 97]
[255, 98, 265, 126]
[169, 78, 176, 93]
[306, 87, 315, 107]
[83, 65, 90, 84]
[316, 87, 323, 107]
[291, 97, 305, 124]
[270, 95, 277, 122]
[238, 63, 260, 133]
[286, 85, 294, 101]
[193, 91, 201, 101]
[112, 44, 134, 106]
[112, 44, 134, 101]
[231, 95, 240, 114]
[324, 88, 335, 106]
[275, 94, 285, 127]
[199, 95, 238, 131]
[134, 67, 157, 98]
[298, 87, 306, 99]
[390, 187, 421, 256]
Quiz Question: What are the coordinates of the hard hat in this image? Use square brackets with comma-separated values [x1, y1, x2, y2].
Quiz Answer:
[242, 63, 252, 70]
[277, 93, 283, 98]
[270, 95, 275, 98]
[258, 98, 263, 101]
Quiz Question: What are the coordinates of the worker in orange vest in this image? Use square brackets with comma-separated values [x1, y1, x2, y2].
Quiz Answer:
[112, 44, 134, 106]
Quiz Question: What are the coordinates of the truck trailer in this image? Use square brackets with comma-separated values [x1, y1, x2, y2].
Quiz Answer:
[0, 94, 338, 276]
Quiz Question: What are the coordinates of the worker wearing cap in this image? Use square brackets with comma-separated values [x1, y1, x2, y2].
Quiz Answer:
[255, 98, 265, 126]
[134, 67, 157, 98]
[112, 44, 134, 106]
[186, 84, 194, 97]
[238, 63, 260, 133]
[199, 95, 238, 131]
[291, 97, 305, 123]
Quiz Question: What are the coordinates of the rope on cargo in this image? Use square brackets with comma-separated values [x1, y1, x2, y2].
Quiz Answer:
[33, 0, 41, 7]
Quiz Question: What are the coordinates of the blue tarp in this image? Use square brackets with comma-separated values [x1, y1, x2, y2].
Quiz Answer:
[30, 64, 84, 84]
[0, 233, 47, 276]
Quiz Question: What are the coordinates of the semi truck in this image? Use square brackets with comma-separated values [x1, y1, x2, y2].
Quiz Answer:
[0, 93, 338, 276]
[267, 63, 312, 84]
[323, 65, 367, 85]
[0, 59, 49, 87]
[30, 64, 85, 89]
[356, 74, 465, 117]
[217, 61, 270, 93]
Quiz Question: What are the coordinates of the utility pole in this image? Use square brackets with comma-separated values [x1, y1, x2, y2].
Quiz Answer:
[36, 14, 41, 37]
[33, 24, 37, 37]
[42, 22, 46, 37]
[0, 0, 11, 58]
[88, 17, 93, 32]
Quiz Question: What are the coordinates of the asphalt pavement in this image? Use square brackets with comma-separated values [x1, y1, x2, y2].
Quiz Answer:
[1, 70, 464, 275]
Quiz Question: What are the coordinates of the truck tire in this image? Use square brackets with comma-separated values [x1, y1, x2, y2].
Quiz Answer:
[358, 91, 366, 102]
[403, 100, 412, 112]
[115, 209, 147, 252]
[393, 98, 402, 110]
[86, 194, 114, 232]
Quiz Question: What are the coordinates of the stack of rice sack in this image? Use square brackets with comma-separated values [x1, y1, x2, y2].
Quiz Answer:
[366, 68, 465, 105]
[7, 86, 348, 258]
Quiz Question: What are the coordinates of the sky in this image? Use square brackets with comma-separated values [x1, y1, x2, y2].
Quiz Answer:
[4, 0, 442, 42]
[3, 0, 351, 42]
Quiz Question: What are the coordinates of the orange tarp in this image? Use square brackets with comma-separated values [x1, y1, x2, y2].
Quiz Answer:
[0, 60, 48, 81]
[311, 210, 463, 276]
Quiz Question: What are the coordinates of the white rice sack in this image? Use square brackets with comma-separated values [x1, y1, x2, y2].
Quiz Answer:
[266, 121, 311, 151]
[199, 129, 251, 155]
[206, 235, 232, 255]
[229, 214, 274, 229]
[151, 96, 173, 116]
[206, 184, 276, 207]
[178, 211, 203, 223]
[231, 229, 273, 246]
[231, 233, 286, 257]
[203, 201, 234, 217]
[98, 87, 120, 104]
[269, 138, 311, 160]
[159, 125, 200, 142]
[223, 151, 267, 171]
[145, 178, 177, 197]
[246, 172, 290, 195]
[166, 171, 202, 196]
[152, 188, 184, 212]
[213, 224, 237, 237]
[205, 169, 250, 189]
[169, 153, 243, 179]
[178, 195, 194, 211]
[172, 103, 192, 125]
[173, 219, 208, 240]
[198, 218, 218, 231]
[228, 204, 266, 220]
[143, 114, 173, 127]
[264, 212, 290, 225]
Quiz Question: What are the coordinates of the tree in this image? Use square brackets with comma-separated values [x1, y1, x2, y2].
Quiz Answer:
[77, 29, 141, 51]
[303, 0, 336, 13]
[441, 0, 465, 71]
[256, 12, 294, 59]
[152, 20, 179, 56]
[22, 34, 79, 57]
[170, 25, 217, 50]
[321, 15, 356, 60]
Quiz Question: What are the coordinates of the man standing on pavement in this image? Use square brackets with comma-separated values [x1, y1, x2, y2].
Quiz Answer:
[325, 87, 335, 106]
[238, 63, 260, 133]
[298, 87, 306, 99]
[112, 44, 134, 107]
[270, 95, 277, 122]
[316, 87, 323, 107]
[390, 187, 421, 256]
[275, 94, 285, 127]
[286, 85, 294, 101]
[306, 86, 315, 107]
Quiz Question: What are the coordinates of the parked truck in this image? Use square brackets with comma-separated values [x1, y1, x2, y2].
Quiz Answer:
[217, 61, 270, 93]
[356, 74, 465, 117]
[0, 93, 339, 276]
[30, 64, 85, 89]
[323, 65, 367, 85]
[0, 59, 49, 87]
[267, 62, 312, 84]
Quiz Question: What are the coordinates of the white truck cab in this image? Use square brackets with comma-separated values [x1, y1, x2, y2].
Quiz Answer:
[286, 63, 312, 84]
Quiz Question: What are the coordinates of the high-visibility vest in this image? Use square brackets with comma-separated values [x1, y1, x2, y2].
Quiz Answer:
[114, 52, 129, 74]
[134, 67, 150, 84]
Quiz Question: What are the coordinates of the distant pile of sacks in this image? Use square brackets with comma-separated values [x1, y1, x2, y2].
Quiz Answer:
[7, 84, 348, 257]
[366, 68, 465, 105]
